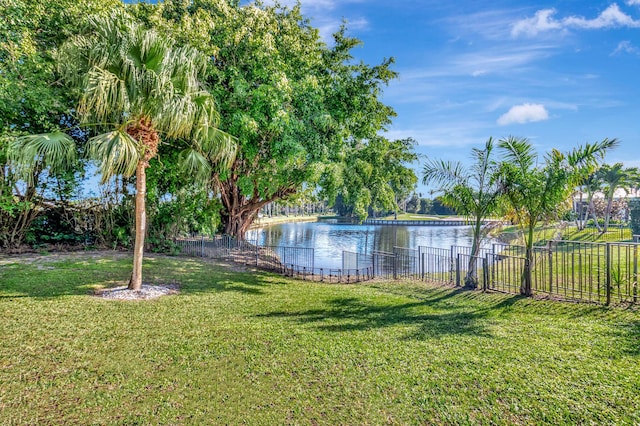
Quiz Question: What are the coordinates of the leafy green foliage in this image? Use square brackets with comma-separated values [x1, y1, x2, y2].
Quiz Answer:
[0, 0, 127, 249]
[629, 198, 640, 236]
[146, 1, 400, 236]
[331, 137, 418, 220]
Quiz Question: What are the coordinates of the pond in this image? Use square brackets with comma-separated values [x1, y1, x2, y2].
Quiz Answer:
[246, 219, 479, 269]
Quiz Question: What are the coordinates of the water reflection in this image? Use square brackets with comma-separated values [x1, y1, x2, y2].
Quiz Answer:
[247, 220, 477, 269]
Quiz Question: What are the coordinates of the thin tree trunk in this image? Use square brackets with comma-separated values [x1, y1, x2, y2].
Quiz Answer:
[604, 194, 614, 232]
[576, 191, 585, 230]
[589, 197, 602, 232]
[465, 216, 483, 289]
[521, 225, 535, 296]
[129, 160, 146, 291]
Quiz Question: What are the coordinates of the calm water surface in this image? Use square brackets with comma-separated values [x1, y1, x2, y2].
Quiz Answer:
[246, 219, 477, 269]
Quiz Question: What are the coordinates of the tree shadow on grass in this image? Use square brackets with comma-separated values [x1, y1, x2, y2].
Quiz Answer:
[257, 290, 525, 340]
[0, 254, 281, 299]
[622, 320, 640, 356]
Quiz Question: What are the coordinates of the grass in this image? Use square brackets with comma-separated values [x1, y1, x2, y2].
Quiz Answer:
[1, 252, 639, 425]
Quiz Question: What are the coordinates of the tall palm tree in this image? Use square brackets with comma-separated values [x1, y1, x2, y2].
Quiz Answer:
[422, 137, 501, 289]
[497, 137, 617, 296]
[12, 11, 235, 290]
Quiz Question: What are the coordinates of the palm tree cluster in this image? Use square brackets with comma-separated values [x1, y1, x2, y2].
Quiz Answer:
[575, 162, 639, 233]
[423, 136, 620, 295]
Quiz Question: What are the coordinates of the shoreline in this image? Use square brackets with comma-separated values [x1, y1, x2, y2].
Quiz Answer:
[249, 215, 325, 228]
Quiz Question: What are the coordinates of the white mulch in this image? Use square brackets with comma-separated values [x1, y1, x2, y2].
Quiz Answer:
[96, 283, 180, 301]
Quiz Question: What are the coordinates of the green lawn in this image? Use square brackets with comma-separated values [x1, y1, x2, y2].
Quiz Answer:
[1, 253, 639, 425]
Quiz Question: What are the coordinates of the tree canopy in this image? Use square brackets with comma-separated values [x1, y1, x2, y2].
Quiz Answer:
[144, 0, 404, 237]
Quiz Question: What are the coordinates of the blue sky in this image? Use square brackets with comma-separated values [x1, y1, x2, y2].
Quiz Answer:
[259, 0, 640, 194]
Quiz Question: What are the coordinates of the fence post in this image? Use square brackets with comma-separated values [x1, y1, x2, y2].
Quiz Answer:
[393, 253, 398, 280]
[606, 242, 611, 306]
[634, 244, 638, 303]
[421, 253, 425, 281]
[547, 240, 553, 294]
[482, 257, 489, 291]
[201, 235, 205, 258]
[255, 242, 259, 266]
[456, 254, 461, 287]
[372, 252, 377, 277]
[451, 245, 456, 284]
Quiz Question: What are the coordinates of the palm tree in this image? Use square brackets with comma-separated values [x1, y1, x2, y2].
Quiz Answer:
[422, 138, 501, 289]
[581, 171, 604, 232]
[11, 11, 235, 290]
[497, 137, 617, 296]
[4, 132, 78, 248]
[597, 163, 634, 232]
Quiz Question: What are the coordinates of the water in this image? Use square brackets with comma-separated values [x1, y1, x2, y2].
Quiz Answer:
[246, 219, 478, 269]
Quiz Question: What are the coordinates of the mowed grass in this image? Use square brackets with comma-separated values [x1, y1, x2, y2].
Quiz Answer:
[1, 253, 639, 425]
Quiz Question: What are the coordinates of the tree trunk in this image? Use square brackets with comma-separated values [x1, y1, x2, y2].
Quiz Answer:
[603, 195, 614, 232]
[464, 216, 483, 289]
[521, 225, 534, 296]
[521, 255, 533, 296]
[589, 197, 602, 233]
[576, 191, 585, 230]
[129, 160, 147, 290]
[216, 174, 296, 240]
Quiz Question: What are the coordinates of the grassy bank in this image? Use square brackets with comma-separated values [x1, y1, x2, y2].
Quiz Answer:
[250, 215, 335, 228]
[1, 253, 639, 424]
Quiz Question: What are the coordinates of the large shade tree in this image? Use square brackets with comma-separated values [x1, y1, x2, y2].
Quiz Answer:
[11, 11, 234, 289]
[422, 138, 501, 289]
[496, 137, 617, 296]
[147, 1, 399, 239]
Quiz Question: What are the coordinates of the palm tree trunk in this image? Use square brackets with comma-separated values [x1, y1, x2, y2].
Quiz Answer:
[465, 216, 483, 289]
[521, 225, 535, 296]
[576, 191, 585, 230]
[129, 160, 146, 290]
[604, 195, 614, 232]
[589, 197, 602, 233]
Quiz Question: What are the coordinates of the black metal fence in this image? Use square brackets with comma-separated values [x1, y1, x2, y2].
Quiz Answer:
[175, 235, 639, 305]
[175, 236, 371, 284]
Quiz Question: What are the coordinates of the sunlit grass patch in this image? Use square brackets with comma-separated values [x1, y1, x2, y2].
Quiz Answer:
[1, 253, 638, 424]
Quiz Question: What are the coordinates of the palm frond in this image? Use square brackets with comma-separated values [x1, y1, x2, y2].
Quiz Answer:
[9, 132, 77, 184]
[567, 138, 619, 170]
[87, 130, 141, 183]
[179, 148, 212, 185]
[422, 158, 467, 187]
[498, 136, 536, 172]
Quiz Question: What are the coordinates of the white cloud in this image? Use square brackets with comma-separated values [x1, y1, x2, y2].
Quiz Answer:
[627, 0, 640, 5]
[511, 9, 563, 37]
[612, 40, 640, 55]
[512, 4, 640, 37]
[564, 4, 639, 28]
[497, 103, 549, 125]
